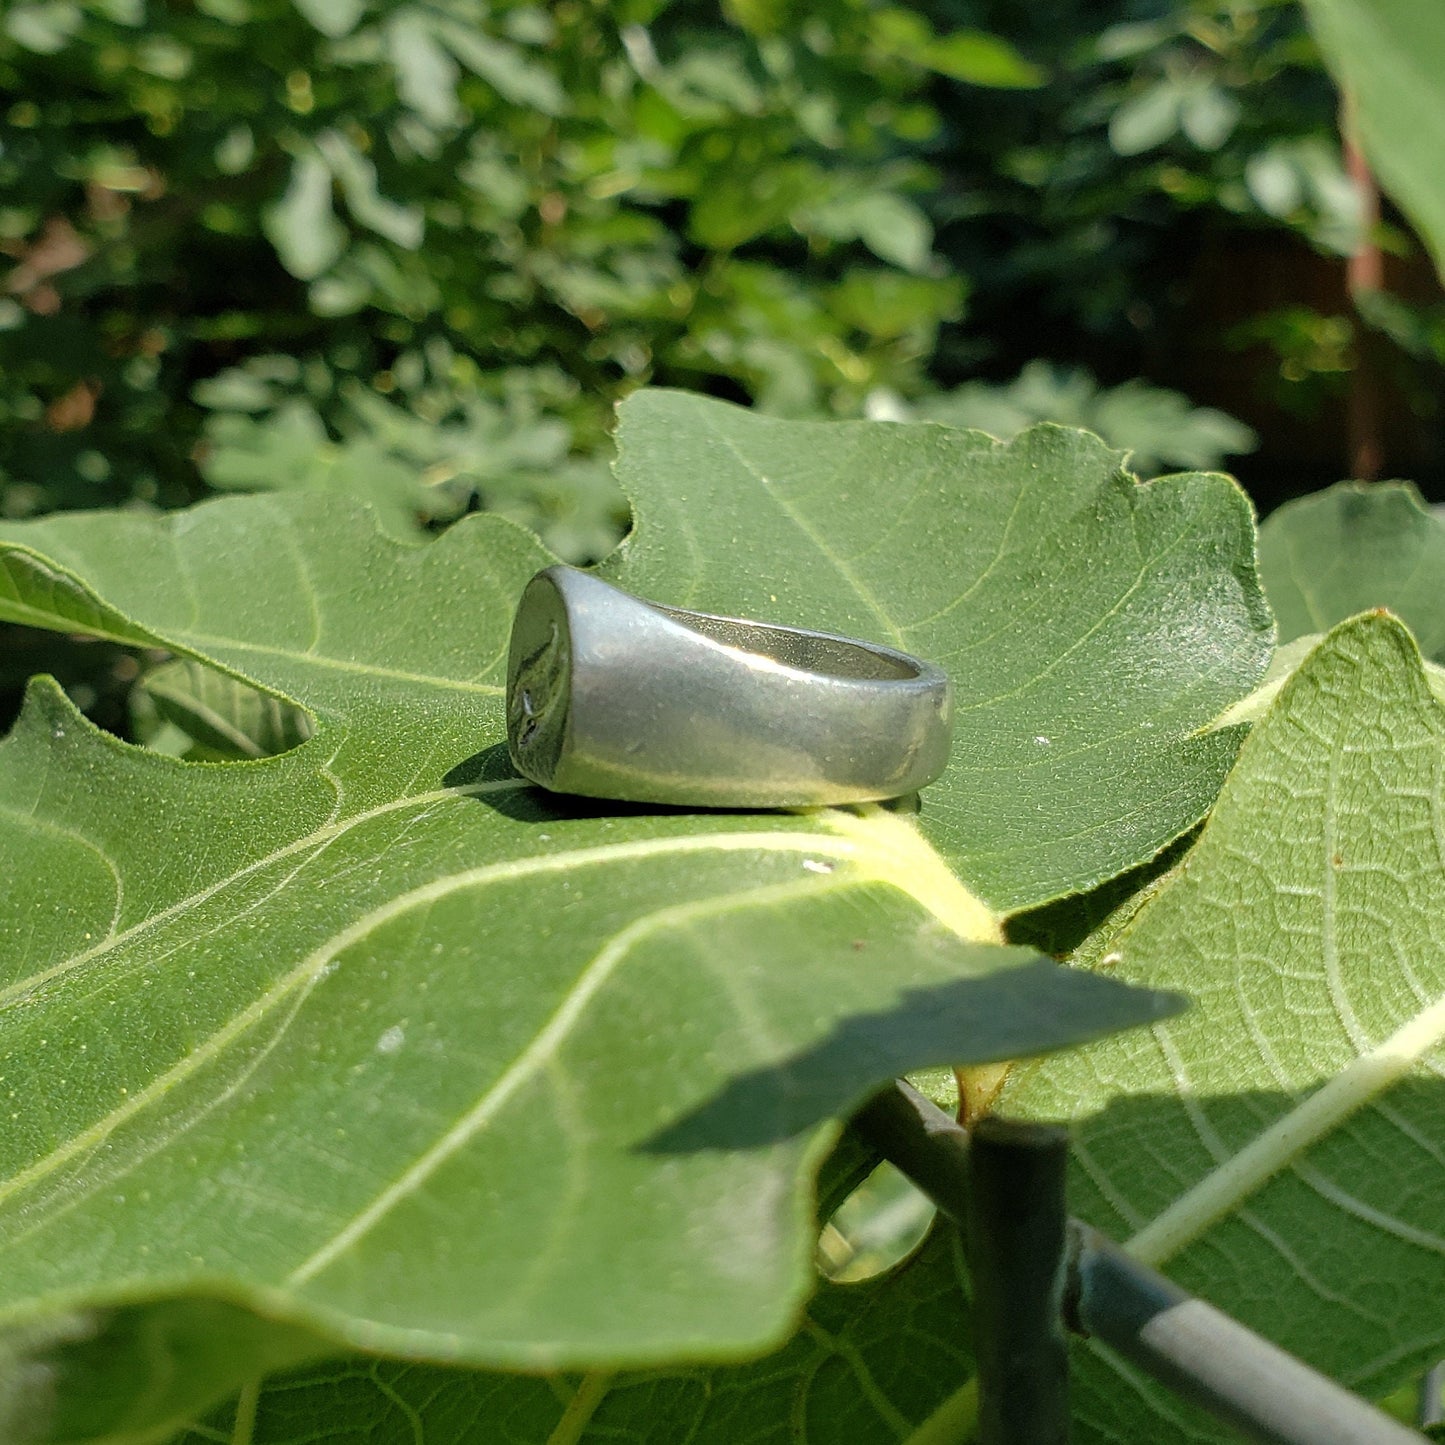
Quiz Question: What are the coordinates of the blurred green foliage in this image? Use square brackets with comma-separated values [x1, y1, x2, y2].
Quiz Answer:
[927, 0, 1360, 354]
[878, 361, 1258, 475]
[0, 0, 1436, 564]
[1, 0, 992, 552]
[3, 1, 1445, 1424]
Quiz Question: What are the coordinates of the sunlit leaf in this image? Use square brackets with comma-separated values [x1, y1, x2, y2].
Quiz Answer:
[607, 391, 1272, 910]
[1003, 613, 1445, 1436]
[290, 0, 361, 40]
[0, 395, 1267, 1434]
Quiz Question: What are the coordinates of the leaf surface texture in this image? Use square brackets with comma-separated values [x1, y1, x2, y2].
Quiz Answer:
[0, 397, 1268, 1421]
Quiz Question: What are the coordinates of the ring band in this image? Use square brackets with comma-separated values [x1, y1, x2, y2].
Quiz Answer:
[505, 566, 952, 808]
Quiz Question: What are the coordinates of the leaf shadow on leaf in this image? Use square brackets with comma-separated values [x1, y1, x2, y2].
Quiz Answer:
[641, 967, 1186, 1153]
[1006, 830, 1197, 959]
[160, 1084, 1445, 1444]
[170, 1215, 975, 1445]
[8, 1299, 334, 1445]
[40, 1082, 1445, 1445]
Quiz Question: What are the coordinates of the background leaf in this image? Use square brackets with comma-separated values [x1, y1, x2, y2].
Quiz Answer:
[291, 0, 362, 39]
[290, 0, 361, 38]
[1258, 480, 1445, 661]
[0, 0, 1366, 540]
[904, 362, 1258, 477]
[385, 11, 461, 128]
[800, 193, 934, 274]
[3, 1301, 330, 1445]
[136, 658, 314, 760]
[1301, 0, 1445, 278]
[262, 154, 347, 282]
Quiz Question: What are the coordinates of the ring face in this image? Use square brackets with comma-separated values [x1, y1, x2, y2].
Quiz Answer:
[506, 580, 573, 785]
[504, 566, 953, 808]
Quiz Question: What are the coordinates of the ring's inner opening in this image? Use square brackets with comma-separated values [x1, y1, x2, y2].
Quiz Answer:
[656, 607, 917, 680]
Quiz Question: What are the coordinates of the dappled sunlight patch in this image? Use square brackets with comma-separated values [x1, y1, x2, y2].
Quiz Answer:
[818, 1161, 937, 1284]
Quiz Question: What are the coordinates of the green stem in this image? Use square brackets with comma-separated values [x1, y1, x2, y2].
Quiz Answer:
[900, 1378, 979, 1445]
[546, 1371, 614, 1445]
[850, 1081, 970, 1227]
[229, 1378, 260, 1445]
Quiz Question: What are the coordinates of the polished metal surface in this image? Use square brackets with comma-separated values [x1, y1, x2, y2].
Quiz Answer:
[505, 566, 953, 807]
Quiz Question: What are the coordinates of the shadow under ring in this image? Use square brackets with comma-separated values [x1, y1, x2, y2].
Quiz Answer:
[505, 566, 953, 809]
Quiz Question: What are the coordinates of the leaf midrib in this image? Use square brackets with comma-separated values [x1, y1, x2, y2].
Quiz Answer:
[1125, 991, 1445, 1267]
[0, 806, 1001, 1295]
[285, 871, 858, 1286]
[178, 631, 506, 695]
[705, 418, 910, 650]
[0, 829, 873, 1214]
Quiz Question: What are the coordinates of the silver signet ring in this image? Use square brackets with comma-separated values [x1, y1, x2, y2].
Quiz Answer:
[505, 566, 953, 808]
